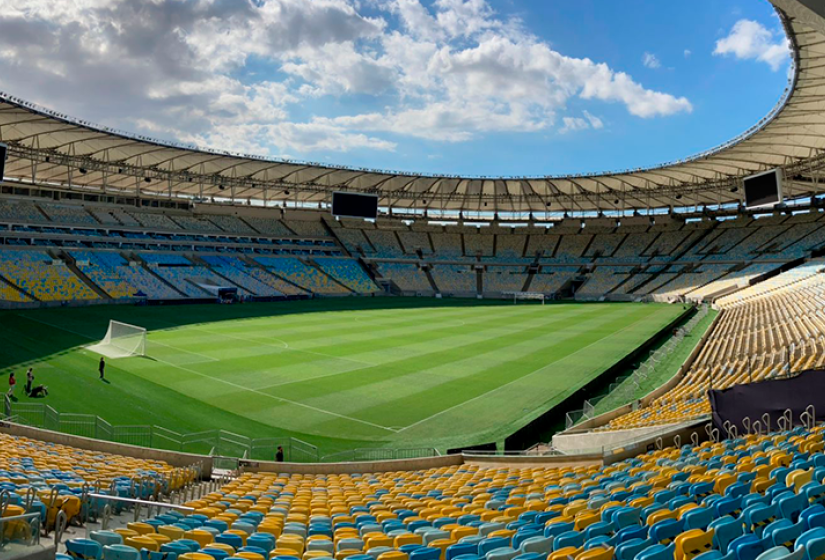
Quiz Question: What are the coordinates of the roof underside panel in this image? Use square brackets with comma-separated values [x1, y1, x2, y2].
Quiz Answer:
[1, 1, 825, 212]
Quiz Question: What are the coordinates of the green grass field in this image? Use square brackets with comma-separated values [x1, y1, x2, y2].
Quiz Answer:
[0, 298, 684, 454]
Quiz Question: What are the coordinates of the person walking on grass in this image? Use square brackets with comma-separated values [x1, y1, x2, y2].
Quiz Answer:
[7, 372, 16, 398]
[99, 357, 106, 380]
[25, 368, 33, 395]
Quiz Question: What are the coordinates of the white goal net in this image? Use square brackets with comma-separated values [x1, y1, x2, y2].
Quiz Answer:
[87, 320, 147, 359]
[503, 291, 546, 304]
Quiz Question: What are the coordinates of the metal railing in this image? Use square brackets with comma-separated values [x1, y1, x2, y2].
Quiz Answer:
[0, 512, 40, 552]
[2, 403, 441, 464]
[319, 447, 439, 463]
[565, 305, 710, 429]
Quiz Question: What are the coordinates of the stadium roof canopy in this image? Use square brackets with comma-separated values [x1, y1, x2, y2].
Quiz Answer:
[1, 0, 825, 214]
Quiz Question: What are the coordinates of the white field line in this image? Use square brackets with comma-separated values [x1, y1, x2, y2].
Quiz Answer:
[169, 322, 378, 368]
[17, 313, 398, 434]
[395, 309, 664, 433]
[150, 339, 220, 363]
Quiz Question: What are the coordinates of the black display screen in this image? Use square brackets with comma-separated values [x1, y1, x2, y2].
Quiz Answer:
[332, 192, 378, 219]
[744, 170, 782, 209]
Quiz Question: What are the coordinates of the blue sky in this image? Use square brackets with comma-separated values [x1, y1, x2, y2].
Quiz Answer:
[0, 0, 791, 177]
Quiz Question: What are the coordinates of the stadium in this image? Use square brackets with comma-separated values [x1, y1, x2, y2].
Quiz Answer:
[2, 0, 825, 559]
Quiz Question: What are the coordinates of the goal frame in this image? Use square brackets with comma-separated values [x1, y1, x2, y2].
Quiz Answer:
[503, 291, 546, 305]
[87, 320, 147, 359]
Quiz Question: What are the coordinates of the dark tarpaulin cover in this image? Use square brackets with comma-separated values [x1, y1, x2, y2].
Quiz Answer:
[708, 368, 825, 434]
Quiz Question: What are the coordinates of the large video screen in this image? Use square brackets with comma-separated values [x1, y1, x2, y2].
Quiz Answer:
[332, 192, 378, 219]
[744, 169, 783, 209]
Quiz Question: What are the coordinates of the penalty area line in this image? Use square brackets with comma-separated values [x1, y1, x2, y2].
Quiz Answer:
[16, 313, 398, 434]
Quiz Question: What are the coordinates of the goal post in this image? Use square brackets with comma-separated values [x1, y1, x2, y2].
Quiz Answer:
[87, 320, 147, 359]
[503, 291, 545, 305]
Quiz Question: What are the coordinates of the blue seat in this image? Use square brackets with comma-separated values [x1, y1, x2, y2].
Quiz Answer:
[479, 537, 510, 556]
[200, 548, 230, 560]
[615, 538, 653, 560]
[616, 525, 648, 545]
[770, 520, 804, 549]
[803, 537, 825, 560]
[650, 519, 682, 545]
[90, 531, 123, 547]
[485, 547, 518, 560]
[755, 547, 804, 560]
[795, 527, 825, 551]
[776, 494, 807, 522]
[553, 531, 584, 551]
[683, 509, 714, 531]
[584, 522, 613, 541]
[635, 543, 675, 560]
[728, 534, 763, 560]
[410, 548, 441, 560]
[66, 538, 103, 560]
[216, 533, 244, 550]
[103, 545, 139, 560]
[743, 504, 777, 537]
[545, 523, 575, 539]
[517, 536, 552, 556]
[246, 534, 275, 554]
[447, 543, 479, 560]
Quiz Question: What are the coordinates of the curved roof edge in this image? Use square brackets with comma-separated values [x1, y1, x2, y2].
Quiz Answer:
[0, 0, 823, 213]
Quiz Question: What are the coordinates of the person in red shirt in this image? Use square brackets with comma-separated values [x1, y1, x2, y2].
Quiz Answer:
[7, 372, 16, 398]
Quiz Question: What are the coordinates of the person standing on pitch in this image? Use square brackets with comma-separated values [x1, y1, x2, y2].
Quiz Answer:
[99, 357, 106, 380]
[276, 446, 284, 462]
[25, 368, 33, 395]
[7, 372, 16, 398]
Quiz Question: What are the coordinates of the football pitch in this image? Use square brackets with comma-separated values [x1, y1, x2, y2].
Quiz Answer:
[0, 298, 685, 454]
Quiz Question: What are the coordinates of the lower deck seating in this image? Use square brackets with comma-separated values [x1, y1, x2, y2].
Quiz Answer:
[153, 265, 248, 298]
[314, 258, 379, 294]
[254, 257, 349, 295]
[603, 265, 825, 431]
[484, 267, 529, 292]
[53, 425, 825, 560]
[201, 256, 285, 297]
[72, 250, 139, 299]
[430, 264, 477, 293]
[0, 249, 98, 302]
[377, 263, 433, 292]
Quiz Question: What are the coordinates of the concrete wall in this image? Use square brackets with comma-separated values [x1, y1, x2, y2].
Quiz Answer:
[239, 454, 463, 474]
[603, 419, 708, 464]
[558, 309, 723, 436]
[0, 422, 213, 477]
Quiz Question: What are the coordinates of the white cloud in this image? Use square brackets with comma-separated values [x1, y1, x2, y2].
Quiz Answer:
[559, 111, 603, 134]
[714, 19, 790, 71]
[0, 0, 693, 157]
[684, 49, 692, 58]
[642, 52, 661, 69]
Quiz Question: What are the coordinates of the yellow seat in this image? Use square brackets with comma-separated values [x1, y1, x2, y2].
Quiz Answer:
[127, 522, 156, 535]
[236, 553, 265, 560]
[365, 536, 393, 549]
[575, 546, 614, 560]
[144, 534, 172, 546]
[208, 543, 237, 555]
[394, 534, 423, 547]
[549, 547, 583, 560]
[114, 529, 139, 540]
[377, 552, 409, 560]
[158, 525, 185, 540]
[185, 529, 215, 548]
[428, 538, 455, 560]
[125, 536, 160, 552]
[674, 529, 715, 560]
[179, 554, 215, 560]
[335, 551, 362, 560]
